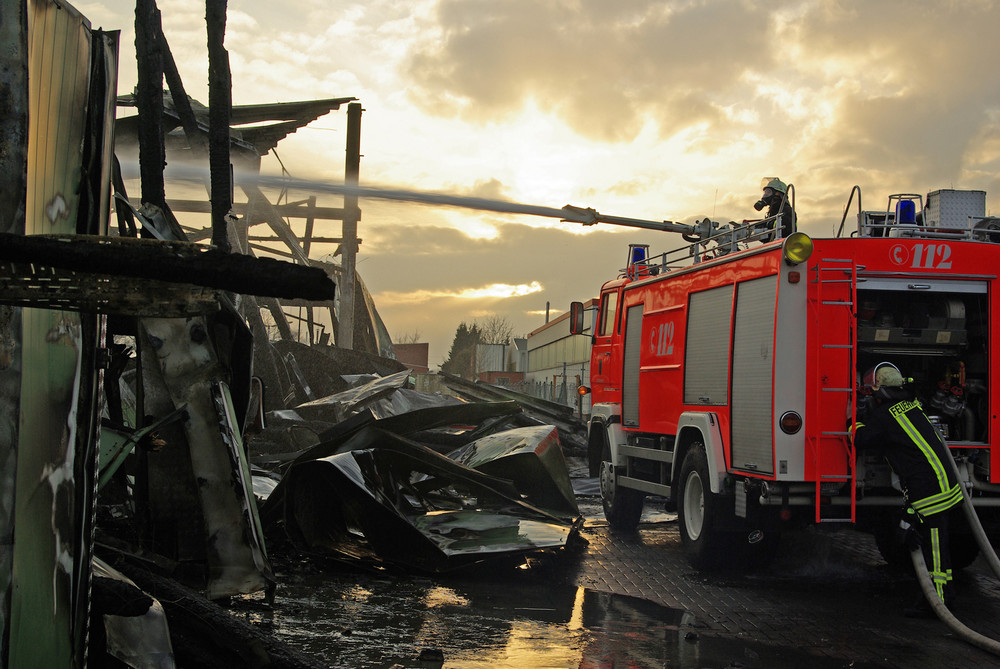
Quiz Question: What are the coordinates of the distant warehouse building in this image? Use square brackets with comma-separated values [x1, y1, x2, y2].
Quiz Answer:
[474, 343, 524, 386]
[524, 299, 597, 414]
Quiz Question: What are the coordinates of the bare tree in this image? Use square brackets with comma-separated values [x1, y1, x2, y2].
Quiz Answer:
[393, 330, 422, 345]
[477, 314, 514, 345]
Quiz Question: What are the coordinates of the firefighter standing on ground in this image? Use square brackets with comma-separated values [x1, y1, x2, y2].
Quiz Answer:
[753, 177, 796, 241]
[852, 362, 964, 613]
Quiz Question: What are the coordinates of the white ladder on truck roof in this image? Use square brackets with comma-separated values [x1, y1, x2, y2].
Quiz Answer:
[808, 257, 858, 523]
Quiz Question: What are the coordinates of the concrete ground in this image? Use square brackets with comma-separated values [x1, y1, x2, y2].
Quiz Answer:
[570, 483, 1000, 669]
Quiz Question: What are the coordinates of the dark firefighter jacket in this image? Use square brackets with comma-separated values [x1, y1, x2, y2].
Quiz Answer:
[854, 395, 962, 518]
[767, 197, 796, 239]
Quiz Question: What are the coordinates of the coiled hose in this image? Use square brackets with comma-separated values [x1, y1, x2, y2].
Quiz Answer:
[909, 448, 1000, 656]
[910, 549, 1000, 655]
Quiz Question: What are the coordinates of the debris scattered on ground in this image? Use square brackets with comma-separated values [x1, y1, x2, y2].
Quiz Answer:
[255, 378, 584, 572]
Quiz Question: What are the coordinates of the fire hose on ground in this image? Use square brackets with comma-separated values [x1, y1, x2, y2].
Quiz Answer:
[909, 447, 1000, 656]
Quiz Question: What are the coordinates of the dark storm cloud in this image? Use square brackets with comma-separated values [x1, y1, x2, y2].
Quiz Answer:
[406, 0, 772, 142]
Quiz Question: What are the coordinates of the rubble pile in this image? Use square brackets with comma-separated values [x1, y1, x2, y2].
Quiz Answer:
[244, 357, 586, 573]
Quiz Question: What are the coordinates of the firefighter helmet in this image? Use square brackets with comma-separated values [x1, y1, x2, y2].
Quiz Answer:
[862, 362, 906, 400]
[763, 178, 787, 195]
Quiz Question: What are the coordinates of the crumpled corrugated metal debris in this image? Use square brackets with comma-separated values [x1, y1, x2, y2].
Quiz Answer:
[259, 410, 583, 572]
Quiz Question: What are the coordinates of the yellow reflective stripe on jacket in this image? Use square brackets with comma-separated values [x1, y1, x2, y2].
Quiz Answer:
[912, 484, 963, 516]
[930, 528, 946, 600]
[891, 402, 951, 493]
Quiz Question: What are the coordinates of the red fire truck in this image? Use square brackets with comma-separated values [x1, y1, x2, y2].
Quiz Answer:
[568, 187, 1000, 569]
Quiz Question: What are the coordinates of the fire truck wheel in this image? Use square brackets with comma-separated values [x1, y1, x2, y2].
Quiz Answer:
[678, 442, 729, 569]
[600, 443, 644, 531]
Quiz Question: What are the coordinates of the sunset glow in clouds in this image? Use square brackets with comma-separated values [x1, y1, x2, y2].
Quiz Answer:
[376, 282, 544, 305]
[86, 0, 1000, 364]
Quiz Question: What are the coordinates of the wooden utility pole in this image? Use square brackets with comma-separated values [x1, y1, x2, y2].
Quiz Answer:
[206, 0, 232, 253]
[339, 102, 362, 349]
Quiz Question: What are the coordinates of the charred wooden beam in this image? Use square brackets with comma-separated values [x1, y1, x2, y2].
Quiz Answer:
[247, 243, 295, 259]
[207, 0, 232, 252]
[134, 0, 167, 209]
[259, 297, 294, 341]
[159, 30, 206, 154]
[338, 102, 363, 349]
[0, 266, 221, 317]
[0, 234, 335, 301]
[152, 198, 346, 220]
[240, 185, 311, 264]
[247, 236, 346, 244]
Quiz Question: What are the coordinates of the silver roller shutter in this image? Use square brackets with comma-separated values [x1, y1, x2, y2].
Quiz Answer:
[683, 285, 734, 406]
[622, 304, 644, 427]
[731, 275, 777, 474]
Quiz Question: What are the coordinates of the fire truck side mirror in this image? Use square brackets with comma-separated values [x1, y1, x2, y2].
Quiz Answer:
[569, 301, 585, 335]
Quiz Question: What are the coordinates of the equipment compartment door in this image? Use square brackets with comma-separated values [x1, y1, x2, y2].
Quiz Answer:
[731, 275, 778, 474]
[622, 304, 644, 427]
[683, 285, 734, 406]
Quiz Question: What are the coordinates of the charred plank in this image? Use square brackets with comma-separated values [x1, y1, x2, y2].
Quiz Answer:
[0, 234, 335, 301]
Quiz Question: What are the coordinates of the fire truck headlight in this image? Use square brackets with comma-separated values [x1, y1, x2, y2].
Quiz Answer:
[779, 411, 803, 434]
[782, 232, 813, 265]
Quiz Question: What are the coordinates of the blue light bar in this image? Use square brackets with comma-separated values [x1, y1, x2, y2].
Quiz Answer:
[896, 199, 917, 225]
[628, 243, 648, 265]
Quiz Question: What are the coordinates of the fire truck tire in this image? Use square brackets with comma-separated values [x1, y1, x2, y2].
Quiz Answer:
[677, 442, 731, 569]
[600, 443, 644, 531]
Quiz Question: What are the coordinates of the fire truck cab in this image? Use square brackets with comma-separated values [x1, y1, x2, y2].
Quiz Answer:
[570, 187, 1000, 570]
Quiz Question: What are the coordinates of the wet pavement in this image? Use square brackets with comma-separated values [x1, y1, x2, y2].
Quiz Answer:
[233, 466, 1000, 668]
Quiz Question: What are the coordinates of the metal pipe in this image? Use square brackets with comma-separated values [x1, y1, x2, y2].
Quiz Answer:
[969, 466, 1000, 494]
[758, 494, 1000, 507]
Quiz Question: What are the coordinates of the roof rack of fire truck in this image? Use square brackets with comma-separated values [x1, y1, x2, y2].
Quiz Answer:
[856, 217, 1000, 241]
[840, 187, 1000, 241]
[559, 200, 794, 279]
[618, 214, 783, 278]
[566, 186, 1000, 280]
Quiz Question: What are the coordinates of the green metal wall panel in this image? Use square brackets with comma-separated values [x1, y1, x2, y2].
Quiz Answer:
[9, 1, 111, 667]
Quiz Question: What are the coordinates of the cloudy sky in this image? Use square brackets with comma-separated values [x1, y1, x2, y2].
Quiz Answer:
[83, 0, 1000, 366]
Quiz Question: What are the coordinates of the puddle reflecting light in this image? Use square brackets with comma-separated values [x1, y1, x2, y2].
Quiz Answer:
[423, 586, 469, 608]
[568, 586, 585, 631]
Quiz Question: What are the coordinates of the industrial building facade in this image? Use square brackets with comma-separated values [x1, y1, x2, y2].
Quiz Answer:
[523, 299, 596, 413]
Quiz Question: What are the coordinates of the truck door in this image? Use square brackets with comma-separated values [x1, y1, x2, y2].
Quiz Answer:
[592, 288, 622, 396]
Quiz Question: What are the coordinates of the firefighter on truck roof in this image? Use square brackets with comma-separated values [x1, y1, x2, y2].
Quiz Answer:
[752, 177, 796, 241]
[852, 362, 964, 617]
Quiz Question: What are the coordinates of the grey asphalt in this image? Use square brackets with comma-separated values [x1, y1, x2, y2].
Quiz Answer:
[569, 479, 1000, 669]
